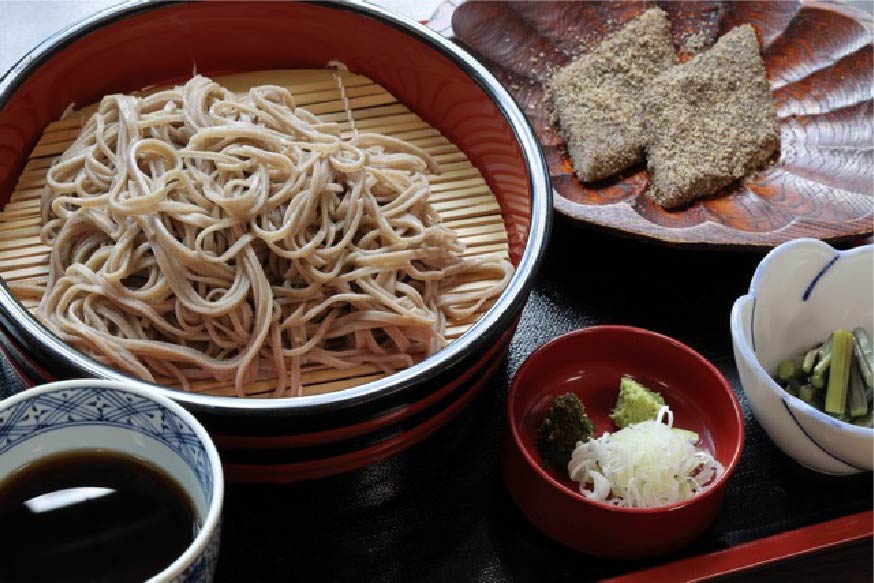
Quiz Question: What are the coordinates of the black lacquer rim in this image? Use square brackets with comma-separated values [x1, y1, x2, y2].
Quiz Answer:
[218, 354, 502, 465]
[0, 300, 509, 434]
[0, 0, 552, 416]
[0, 286, 503, 463]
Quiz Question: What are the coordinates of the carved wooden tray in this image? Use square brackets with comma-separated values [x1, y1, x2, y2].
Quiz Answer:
[428, 0, 874, 249]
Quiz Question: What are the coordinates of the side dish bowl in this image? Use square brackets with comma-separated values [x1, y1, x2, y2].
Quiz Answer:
[731, 239, 874, 475]
[0, 0, 551, 482]
[503, 326, 744, 558]
[0, 380, 224, 582]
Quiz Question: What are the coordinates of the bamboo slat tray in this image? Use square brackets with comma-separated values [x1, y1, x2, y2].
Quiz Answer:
[0, 69, 510, 399]
[429, 0, 874, 249]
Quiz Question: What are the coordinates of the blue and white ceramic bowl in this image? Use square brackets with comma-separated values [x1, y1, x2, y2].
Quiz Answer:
[731, 239, 873, 475]
[0, 380, 224, 582]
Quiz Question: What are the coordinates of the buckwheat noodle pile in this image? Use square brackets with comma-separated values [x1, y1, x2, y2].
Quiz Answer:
[35, 75, 513, 397]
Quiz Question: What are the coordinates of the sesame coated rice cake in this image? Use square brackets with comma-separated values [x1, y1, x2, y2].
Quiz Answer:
[545, 8, 676, 182]
[643, 25, 781, 209]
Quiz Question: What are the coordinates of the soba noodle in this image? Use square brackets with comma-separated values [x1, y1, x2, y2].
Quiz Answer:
[34, 75, 513, 397]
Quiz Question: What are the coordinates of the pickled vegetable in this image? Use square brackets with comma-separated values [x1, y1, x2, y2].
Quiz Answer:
[824, 330, 853, 416]
[774, 328, 873, 427]
[802, 349, 819, 374]
[777, 359, 803, 382]
[853, 328, 874, 391]
[848, 360, 868, 418]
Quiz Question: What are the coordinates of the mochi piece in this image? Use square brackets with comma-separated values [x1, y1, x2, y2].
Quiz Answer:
[545, 8, 676, 182]
[643, 24, 780, 209]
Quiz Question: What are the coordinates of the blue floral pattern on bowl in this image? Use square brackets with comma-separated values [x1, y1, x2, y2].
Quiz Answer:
[0, 382, 223, 582]
[731, 238, 874, 475]
[0, 387, 213, 499]
[171, 524, 220, 583]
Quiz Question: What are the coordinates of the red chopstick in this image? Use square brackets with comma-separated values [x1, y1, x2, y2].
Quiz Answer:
[605, 510, 873, 583]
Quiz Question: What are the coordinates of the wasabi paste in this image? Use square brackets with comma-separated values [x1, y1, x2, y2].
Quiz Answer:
[610, 376, 665, 429]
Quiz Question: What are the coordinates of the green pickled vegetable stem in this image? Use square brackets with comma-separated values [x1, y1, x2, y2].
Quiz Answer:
[825, 330, 853, 415]
[802, 349, 819, 374]
[785, 378, 802, 397]
[777, 359, 802, 381]
[819, 336, 833, 358]
[812, 353, 831, 389]
[798, 384, 817, 405]
[852, 328, 874, 391]
[848, 359, 868, 418]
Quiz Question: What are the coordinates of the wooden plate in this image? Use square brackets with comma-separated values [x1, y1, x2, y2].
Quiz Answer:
[428, 0, 874, 249]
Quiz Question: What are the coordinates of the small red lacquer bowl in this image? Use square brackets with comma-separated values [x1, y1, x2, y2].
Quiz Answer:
[503, 326, 744, 558]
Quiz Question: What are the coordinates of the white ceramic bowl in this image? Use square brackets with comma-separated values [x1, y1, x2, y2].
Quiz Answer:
[0, 380, 224, 582]
[731, 239, 874, 475]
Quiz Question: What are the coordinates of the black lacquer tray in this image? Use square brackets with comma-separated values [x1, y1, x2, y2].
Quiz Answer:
[6, 217, 868, 581]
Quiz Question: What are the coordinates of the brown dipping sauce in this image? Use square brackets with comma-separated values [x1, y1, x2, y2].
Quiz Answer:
[0, 450, 199, 583]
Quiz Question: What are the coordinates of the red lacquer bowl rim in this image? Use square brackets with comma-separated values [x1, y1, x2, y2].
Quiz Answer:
[0, 0, 552, 416]
[507, 325, 745, 514]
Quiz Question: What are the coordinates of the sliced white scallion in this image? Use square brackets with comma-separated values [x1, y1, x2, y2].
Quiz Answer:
[567, 406, 723, 508]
